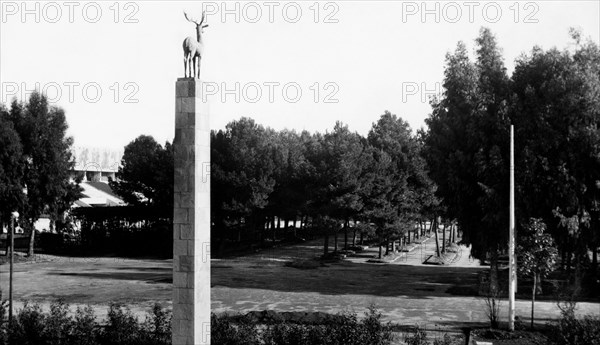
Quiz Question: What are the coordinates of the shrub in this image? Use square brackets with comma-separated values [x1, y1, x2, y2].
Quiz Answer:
[99, 303, 144, 345]
[211, 313, 260, 345]
[71, 305, 100, 345]
[214, 307, 395, 345]
[0, 300, 397, 345]
[405, 326, 428, 345]
[7, 302, 47, 345]
[550, 312, 600, 345]
[361, 305, 394, 345]
[0, 291, 7, 345]
[432, 333, 453, 345]
[140, 304, 172, 345]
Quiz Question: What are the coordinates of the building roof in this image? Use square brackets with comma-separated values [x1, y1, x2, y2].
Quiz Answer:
[76, 182, 124, 207]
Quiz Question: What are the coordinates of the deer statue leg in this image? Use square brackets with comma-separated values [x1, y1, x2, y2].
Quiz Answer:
[184, 55, 188, 78]
[186, 54, 192, 78]
[190, 56, 195, 80]
[197, 57, 201, 79]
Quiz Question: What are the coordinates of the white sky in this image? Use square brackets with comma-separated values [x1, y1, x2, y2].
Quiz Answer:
[1, 1, 599, 149]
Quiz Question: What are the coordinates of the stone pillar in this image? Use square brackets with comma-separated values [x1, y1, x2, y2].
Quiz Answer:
[173, 78, 210, 345]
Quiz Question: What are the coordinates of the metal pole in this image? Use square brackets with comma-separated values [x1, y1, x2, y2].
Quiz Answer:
[9, 215, 14, 324]
[509, 125, 516, 331]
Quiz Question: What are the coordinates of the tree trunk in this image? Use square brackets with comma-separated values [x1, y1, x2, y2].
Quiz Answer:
[442, 223, 446, 253]
[271, 217, 276, 242]
[592, 247, 598, 278]
[429, 218, 434, 236]
[323, 234, 329, 256]
[378, 245, 382, 259]
[277, 217, 281, 230]
[360, 232, 364, 245]
[407, 230, 411, 244]
[433, 218, 441, 257]
[27, 219, 35, 257]
[3, 220, 9, 256]
[566, 248, 572, 275]
[489, 250, 499, 295]
[333, 230, 338, 252]
[291, 217, 297, 237]
[385, 238, 390, 255]
[352, 223, 357, 246]
[531, 273, 536, 330]
[344, 220, 348, 250]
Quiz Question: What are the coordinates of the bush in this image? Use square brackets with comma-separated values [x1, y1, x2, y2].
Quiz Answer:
[550, 311, 600, 345]
[0, 291, 7, 344]
[405, 326, 428, 345]
[0, 300, 396, 345]
[211, 313, 260, 345]
[0, 301, 171, 345]
[100, 304, 144, 345]
[71, 305, 100, 345]
[213, 306, 395, 345]
[432, 333, 453, 345]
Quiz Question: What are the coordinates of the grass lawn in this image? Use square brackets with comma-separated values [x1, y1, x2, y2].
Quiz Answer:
[1, 236, 598, 333]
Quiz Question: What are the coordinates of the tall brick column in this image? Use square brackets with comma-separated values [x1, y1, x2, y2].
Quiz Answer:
[173, 78, 210, 345]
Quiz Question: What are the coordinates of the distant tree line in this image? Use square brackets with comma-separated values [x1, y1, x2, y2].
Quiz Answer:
[210, 114, 438, 256]
[115, 113, 439, 258]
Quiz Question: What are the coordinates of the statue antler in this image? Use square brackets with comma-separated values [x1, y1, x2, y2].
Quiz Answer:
[201, 11, 208, 28]
[184, 11, 199, 25]
[184, 10, 207, 27]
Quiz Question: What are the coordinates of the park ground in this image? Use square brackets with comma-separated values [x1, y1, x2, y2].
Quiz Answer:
[1, 235, 599, 333]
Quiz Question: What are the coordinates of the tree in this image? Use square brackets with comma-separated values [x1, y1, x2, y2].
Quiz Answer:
[517, 218, 558, 329]
[320, 122, 369, 252]
[110, 135, 174, 212]
[5, 92, 80, 256]
[511, 30, 600, 288]
[0, 109, 25, 253]
[364, 112, 429, 257]
[424, 28, 511, 294]
[211, 118, 276, 247]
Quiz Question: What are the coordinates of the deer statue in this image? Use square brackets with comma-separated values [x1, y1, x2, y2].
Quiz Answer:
[183, 11, 208, 79]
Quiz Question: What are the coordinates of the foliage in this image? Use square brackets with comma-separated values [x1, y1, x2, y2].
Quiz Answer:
[550, 312, 600, 345]
[404, 326, 428, 345]
[510, 28, 600, 287]
[211, 313, 261, 345]
[0, 301, 397, 345]
[209, 114, 435, 255]
[423, 28, 510, 289]
[0, 301, 171, 345]
[71, 206, 172, 257]
[423, 27, 600, 296]
[0, 110, 24, 225]
[432, 334, 453, 345]
[482, 286, 502, 329]
[213, 306, 394, 345]
[1, 92, 81, 255]
[110, 135, 173, 211]
[517, 218, 559, 279]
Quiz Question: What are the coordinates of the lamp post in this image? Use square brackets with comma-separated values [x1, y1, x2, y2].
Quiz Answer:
[9, 211, 19, 324]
